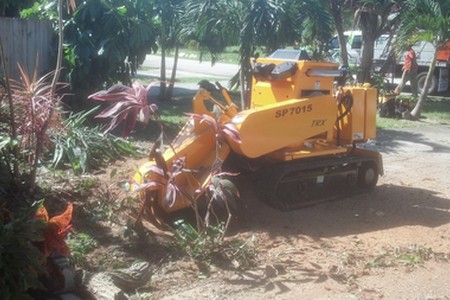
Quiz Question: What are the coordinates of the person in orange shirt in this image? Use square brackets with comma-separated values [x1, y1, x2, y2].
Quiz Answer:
[395, 46, 418, 97]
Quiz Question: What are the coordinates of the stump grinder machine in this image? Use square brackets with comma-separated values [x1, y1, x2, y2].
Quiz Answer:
[132, 50, 383, 227]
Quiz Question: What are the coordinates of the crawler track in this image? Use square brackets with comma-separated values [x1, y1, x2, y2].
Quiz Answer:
[254, 154, 380, 211]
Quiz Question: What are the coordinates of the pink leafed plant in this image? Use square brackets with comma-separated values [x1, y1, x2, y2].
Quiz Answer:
[88, 82, 159, 137]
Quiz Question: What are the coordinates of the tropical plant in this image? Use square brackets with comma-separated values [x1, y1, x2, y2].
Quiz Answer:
[396, 0, 450, 118]
[181, 0, 240, 64]
[184, 112, 241, 229]
[9, 66, 66, 191]
[61, 0, 157, 108]
[89, 82, 159, 138]
[66, 232, 97, 267]
[173, 219, 226, 260]
[186, 113, 242, 146]
[183, 0, 333, 108]
[50, 107, 138, 174]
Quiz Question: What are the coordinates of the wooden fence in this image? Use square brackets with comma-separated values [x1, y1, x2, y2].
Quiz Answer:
[0, 17, 54, 80]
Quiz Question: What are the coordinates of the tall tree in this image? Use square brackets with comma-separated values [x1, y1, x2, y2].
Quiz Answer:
[63, 0, 157, 108]
[155, 0, 184, 101]
[182, 0, 243, 104]
[184, 0, 332, 109]
[353, 0, 401, 83]
[397, 0, 450, 118]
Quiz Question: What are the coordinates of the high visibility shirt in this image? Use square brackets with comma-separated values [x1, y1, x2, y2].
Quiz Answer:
[403, 49, 418, 72]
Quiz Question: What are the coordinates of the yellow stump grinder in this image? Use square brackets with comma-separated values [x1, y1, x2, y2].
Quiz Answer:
[132, 50, 383, 227]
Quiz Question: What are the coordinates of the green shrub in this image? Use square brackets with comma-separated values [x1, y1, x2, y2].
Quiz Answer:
[50, 108, 138, 174]
[0, 201, 47, 299]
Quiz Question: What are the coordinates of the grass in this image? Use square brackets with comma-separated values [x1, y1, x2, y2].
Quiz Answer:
[421, 96, 450, 123]
[67, 232, 98, 267]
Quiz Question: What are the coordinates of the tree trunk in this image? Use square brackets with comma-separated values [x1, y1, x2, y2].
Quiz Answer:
[159, 25, 167, 101]
[410, 53, 437, 119]
[359, 36, 375, 83]
[31, 0, 64, 192]
[239, 59, 252, 110]
[330, 0, 349, 67]
[358, 11, 378, 83]
[239, 64, 246, 110]
[51, 0, 63, 95]
[166, 44, 180, 100]
[159, 47, 167, 101]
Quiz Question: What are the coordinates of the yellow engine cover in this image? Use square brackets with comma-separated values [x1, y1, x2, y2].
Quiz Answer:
[337, 87, 377, 144]
[227, 94, 337, 158]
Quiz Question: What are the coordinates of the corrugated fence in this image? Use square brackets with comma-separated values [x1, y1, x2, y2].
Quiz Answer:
[1, 17, 54, 80]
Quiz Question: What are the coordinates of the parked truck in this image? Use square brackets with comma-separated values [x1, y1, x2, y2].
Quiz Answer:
[330, 31, 450, 94]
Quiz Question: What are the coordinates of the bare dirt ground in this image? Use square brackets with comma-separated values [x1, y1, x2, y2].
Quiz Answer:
[78, 122, 450, 300]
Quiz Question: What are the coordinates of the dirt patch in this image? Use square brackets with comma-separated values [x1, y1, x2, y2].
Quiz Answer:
[73, 123, 450, 300]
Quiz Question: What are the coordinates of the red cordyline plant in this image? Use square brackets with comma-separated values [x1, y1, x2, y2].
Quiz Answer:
[10, 65, 67, 190]
[133, 111, 242, 235]
[198, 164, 240, 236]
[182, 113, 241, 234]
[133, 156, 191, 208]
[88, 82, 159, 138]
[132, 153, 192, 228]
[185, 113, 242, 145]
[12, 66, 62, 151]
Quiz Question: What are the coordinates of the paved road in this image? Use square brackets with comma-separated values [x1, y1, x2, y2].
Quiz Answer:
[137, 54, 239, 92]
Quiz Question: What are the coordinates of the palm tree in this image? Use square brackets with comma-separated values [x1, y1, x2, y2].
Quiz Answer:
[396, 0, 450, 119]
[182, 0, 245, 106]
[183, 0, 332, 109]
[353, 0, 401, 83]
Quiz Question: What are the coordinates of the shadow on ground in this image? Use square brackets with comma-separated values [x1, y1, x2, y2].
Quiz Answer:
[376, 127, 450, 154]
[229, 179, 450, 240]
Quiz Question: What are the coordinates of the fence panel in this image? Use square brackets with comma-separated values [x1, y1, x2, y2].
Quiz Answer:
[0, 17, 54, 80]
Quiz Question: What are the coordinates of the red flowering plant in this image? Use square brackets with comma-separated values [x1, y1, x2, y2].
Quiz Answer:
[34, 203, 74, 292]
[34, 203, 73, 258]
